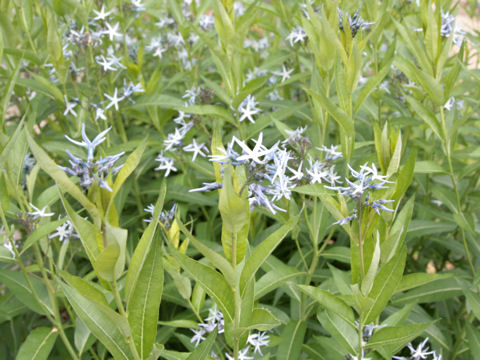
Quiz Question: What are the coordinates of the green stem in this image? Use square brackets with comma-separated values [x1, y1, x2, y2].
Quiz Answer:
[112, 279, 141, 360]
[357, 200, 365, 281]
[439, 107, 476, 276]
[32, 243, 80, 360]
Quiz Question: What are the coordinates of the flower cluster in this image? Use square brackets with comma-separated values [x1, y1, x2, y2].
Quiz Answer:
[440, 11, 465, 46]
[154, 108, 209, 176]
[144, 203, 177, 230]
[60, 125, 124, 192]
[338, 8, 374, 38]
[326, 162, 394, 225]
[190, 128, 343, 215]
[189, 306, 269, 359]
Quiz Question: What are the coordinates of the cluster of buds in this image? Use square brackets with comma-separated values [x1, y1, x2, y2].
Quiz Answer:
[60, 125, 124, 192]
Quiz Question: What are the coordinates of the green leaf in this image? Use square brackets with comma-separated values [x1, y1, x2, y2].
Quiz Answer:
[381, 196, 415, 263]
[16, 327, 58, 360]
[130, 94, 184, 109]
[177, 217, 235, 286]
[392, 277, 462, 305]
[60, 272, 108, 307]
[297, 285, 355, 327]
[74, 319, 94, 355]
[242, 308, 280, 332]
[405, 96, 443, 143]
[0, 60, 21, 130]
[127, 235, 163, 359]
[186, 328, 217, 360]
[255, 266, 303, 300]
[96, 242, 120, 282]
[60, 281, 134, 360]
[59, 191, 100, 265]
[466, 322, 480, 356]
[414, 160, 446, 174]
[463, 288, 480, 322]
[363, 244, 407, 324]
[354, 57, 393, 114]
[396, 273, 452, 293]
[305, 89, 353, 134]
[0, 269, 52, 316]
[125, 181, 166, 303]
[21, 218, 66, 254]
[276, 320, 307, 360]
[26, 131, 100, 221]
[317, 310, 358, 355]
[169, 249, 235, 323]
[107, 140, 146, 217]
[365, 323, 431, 353]
[407, 220, 456, 239]
[240, 216, 297, 298]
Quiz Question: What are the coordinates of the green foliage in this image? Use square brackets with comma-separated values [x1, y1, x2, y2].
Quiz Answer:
[1, 0, 480, 359]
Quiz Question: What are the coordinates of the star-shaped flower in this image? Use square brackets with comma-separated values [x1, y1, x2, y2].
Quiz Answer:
[273, 65, 293, 83]
[93, 5, 112, 21]
[105, 88, 124, 111]
[183, 139, 208, 161]
[103, 22, 122, 41]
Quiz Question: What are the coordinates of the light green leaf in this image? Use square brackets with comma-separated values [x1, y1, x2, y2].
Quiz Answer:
[21, 218, 66, 254]
[96, 242, 120, 282]
[177, 217, 235, 286]
[170, 249, 235, 323]
[297, 285, 355, 327]
[107, 140, 146, 217]
[125, 181, 166, 303]
[396, 273, 452, 294]
[0, 269, 52, 316]
[317, 310, 358, 355]
[305, 89, 353, 134]
[276, 320, 307, 360]
[363, 244, 407, 324]
[16, 327, 58, 360]
[60, 281, 133, 360]
[240, 216, 297, 298]
[365, 323, 431, 353]
[392, 277, 462, 305]
[127, 235, 163, 359]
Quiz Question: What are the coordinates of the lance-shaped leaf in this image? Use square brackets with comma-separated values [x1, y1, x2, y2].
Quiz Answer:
[240, 216, 297, 298]
[125, 181, 166, 303]
[276, 320, 307, 360]
[362, 244, 407, 324]
[16, 327, 58, 360]
[317, 310, 358, 355]
[297, 285, 355, 327]
[127, 235, 163, 359]
[125, 184, 166, 359]
[60, 281, 134, 360]
[0, 269, 52, 316]
[177, 217, 235, 285]
[365, 323, 431, 356]
[170, 249, 235, 323]
[107, 140, 146, 218]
